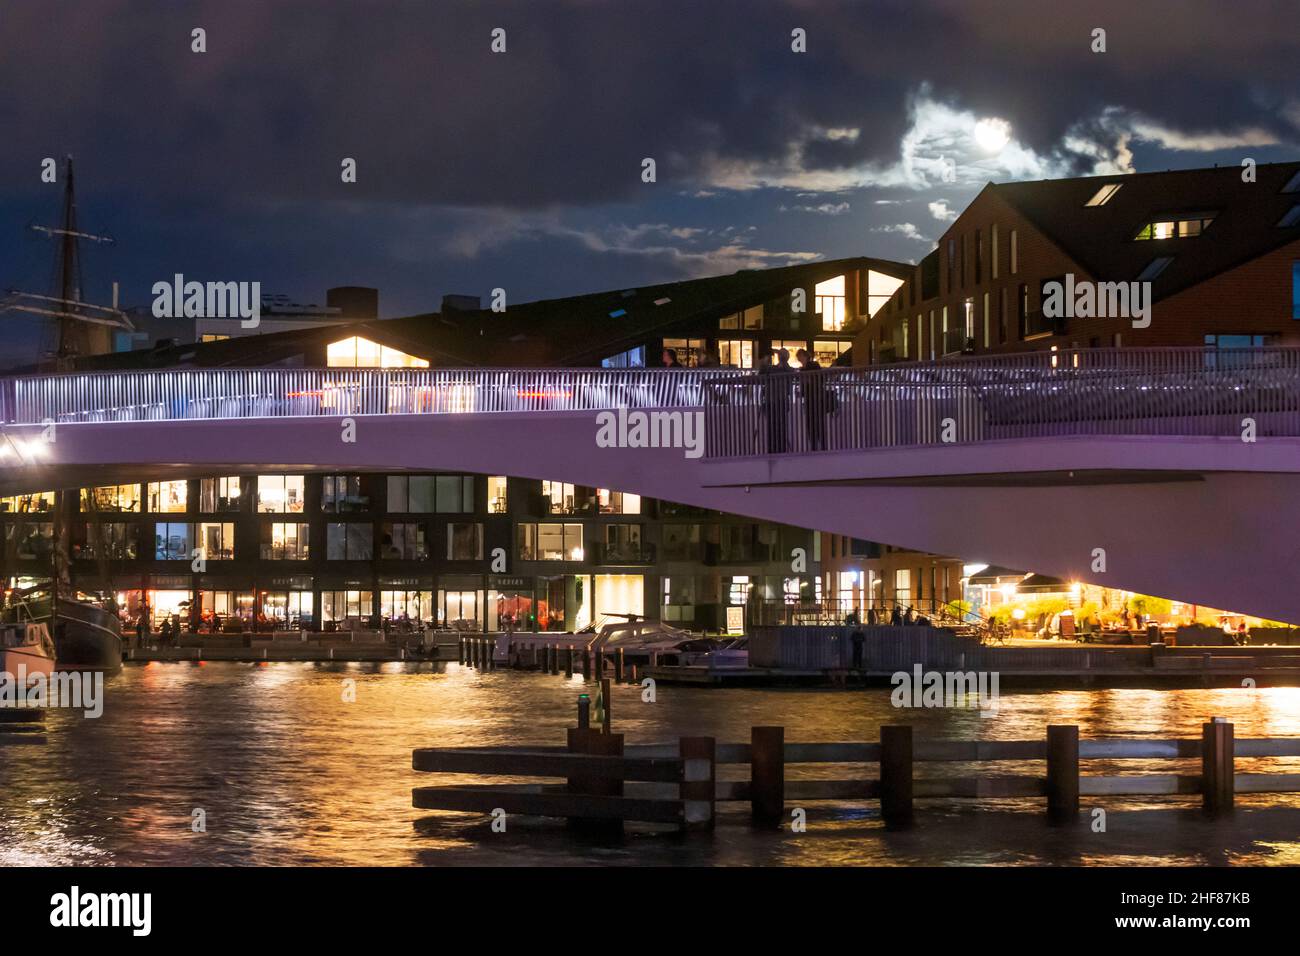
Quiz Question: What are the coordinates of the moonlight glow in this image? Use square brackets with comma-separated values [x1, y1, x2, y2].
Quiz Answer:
[973, 117, 1012, 153]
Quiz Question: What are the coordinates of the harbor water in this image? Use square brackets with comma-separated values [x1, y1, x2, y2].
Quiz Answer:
[3, 661, 1300, 866]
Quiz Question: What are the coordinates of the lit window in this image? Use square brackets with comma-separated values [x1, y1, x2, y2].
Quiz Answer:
[717, 339, 754, 368]
[148, 480, 188, 513]
[487, 476, 508, 514]
[865, 270, 904, 318]
[815, 275, 847, 331]
[663, 338, 704, 366]
[601, 346, 645, 368]
[1278, 204, 1300, 228]
[770, 341, 807, 367]
[1085, 183, 1123, 206]
[326, 336, 429, 368]
[257, 475, 305, 513]
[609, 309, 626, 318]
[1136, 256, 1175, 281]
[1135, 213, 1216, 240]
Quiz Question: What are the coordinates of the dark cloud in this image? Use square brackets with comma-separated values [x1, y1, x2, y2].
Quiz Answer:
[0, 0, 1297, 365]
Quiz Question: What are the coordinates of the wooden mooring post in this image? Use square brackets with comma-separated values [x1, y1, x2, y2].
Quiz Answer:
[880, 725, 913, 829]
[565, 645, 574, 678]
[1046, 724, 1079, 824]
[615, 648, 625, 684]
[750, 725, 785, 827]
[679, 736, 716, 831]
[1203, 717, 1234, 815]
[458, 635, 466, 665]
[582, 646, 592, 681]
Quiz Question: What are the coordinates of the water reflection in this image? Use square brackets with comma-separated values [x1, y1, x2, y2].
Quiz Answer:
[2, 663, 1299, 866]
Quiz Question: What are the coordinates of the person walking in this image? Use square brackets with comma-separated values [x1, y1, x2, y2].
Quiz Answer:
[890, 605, 902, 627]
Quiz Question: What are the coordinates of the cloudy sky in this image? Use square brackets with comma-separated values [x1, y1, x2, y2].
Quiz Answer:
[1, 0, 1298, 362]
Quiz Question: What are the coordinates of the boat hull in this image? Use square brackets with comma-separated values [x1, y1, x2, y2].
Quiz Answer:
[0, 646, 55, 681]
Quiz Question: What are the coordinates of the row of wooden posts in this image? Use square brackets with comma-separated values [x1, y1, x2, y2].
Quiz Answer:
[413, 713, 1281, 833]
[458, 636, 641, 684]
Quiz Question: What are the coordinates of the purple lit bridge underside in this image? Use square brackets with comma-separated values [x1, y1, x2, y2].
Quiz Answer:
[3, 348, 1300, 621]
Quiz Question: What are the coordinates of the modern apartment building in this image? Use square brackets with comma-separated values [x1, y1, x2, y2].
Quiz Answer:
[855, 161, 1300, 362]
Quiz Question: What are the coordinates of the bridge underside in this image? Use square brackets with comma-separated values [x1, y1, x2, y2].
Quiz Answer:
[4, 412, 1299, 623]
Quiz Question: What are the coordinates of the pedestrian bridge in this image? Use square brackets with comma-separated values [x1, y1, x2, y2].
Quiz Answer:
[2, 347, 1299, 622]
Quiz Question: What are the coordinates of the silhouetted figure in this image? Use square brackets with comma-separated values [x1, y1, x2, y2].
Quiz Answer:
[867, 607, 878, 626]
[662, 348, 681, 368]
[890, 606, 902, 627]
[797, 349, 828, 451]
[851, 630, 865, 670]
[757, 347, 792, 454]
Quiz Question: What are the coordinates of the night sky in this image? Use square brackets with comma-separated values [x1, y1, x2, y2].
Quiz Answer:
[1, 0, 1298, 365]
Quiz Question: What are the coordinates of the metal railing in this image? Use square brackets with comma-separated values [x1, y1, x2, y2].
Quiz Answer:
[2, 348, 1299, 460]
[702, 347, 1300, 458]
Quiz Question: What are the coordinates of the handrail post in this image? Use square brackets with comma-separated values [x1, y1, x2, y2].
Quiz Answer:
[1046, 724, 1080, 824]
[1202, 717, 1234, 815]
[680, 736, 716, 831]
[751, 726, 785, 828]
[880, 725, 913, 829]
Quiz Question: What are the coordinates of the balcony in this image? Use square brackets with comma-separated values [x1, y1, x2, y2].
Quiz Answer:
[591, 542, 657, 565]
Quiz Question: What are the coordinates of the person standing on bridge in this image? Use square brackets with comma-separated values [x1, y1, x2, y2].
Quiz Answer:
[797, 349, 827, 451]
[757, 347, 792, 454]
[661, 347, 681, 369]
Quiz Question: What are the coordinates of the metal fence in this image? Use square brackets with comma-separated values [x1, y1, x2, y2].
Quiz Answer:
[2, 348, 1299, 458]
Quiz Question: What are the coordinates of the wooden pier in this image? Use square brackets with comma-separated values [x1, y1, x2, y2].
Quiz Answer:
[412, 713, 1300, 833]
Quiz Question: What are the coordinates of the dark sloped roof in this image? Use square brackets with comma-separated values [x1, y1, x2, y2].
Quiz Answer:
[991, 160, 1300, 301]
[67, 256, 910, 371]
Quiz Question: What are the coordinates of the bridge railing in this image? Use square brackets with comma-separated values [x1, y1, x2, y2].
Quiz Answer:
[702, 347, 1300, 458]
[3, 348, 1300, 457]
[0, 367, 739, 425]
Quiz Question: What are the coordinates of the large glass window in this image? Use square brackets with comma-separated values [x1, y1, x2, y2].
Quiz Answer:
[257, 475, 305, 513]
[717, 339, 754, 368]
[663, 338, 705, 366]
[81, 484, 140, 513]
[438, 589, 482, 630]
[661, 524, 701, 561]
[199, 477, 242, 513]
[1135, 213, 1216, 240]
[601, 346, 646, 368]
[381, 522, 427, 560]
[815, 275, 847, 331]
[148, 480, 188, 513]
[812, 340, 850, 368]
[447, 522, 484, 560]
[597, 489, 640, 515]
[322, 475, 369, 513]
[79, 522, 138, 560]
[326, 335, 429, 368]
[380, 590, 433, 625]
[770, 341, 807, 367]
[154, 522, 193, 560]
[518, 523, 583, 561]
[261, 522, 309, 560]
[0, 492, 55, 514]
[327, 523, 372, 560]
[197, 522, 236, 560]
[321, 590, 374, 625]
[10, 522, 54, 559]
[387, 475, 472, 513]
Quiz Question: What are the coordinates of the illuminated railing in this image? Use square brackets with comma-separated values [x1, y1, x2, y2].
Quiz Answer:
[2, 348, 1299, 458]
[0, 368, 738, 425]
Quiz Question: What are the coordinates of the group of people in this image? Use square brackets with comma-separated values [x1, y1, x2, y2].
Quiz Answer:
[661, 344, 837, 454]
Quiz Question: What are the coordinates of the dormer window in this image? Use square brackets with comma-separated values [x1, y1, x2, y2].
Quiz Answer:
[1281, 170, 1300, 194]
[1085, 183, 1122, 206]
[1134, 213, 1216, 240]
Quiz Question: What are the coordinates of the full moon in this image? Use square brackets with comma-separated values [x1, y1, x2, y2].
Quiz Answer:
[973, 117, 1011, 153]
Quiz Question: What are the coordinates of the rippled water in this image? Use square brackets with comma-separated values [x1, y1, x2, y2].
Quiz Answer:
[3, 662, 1300, 866]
